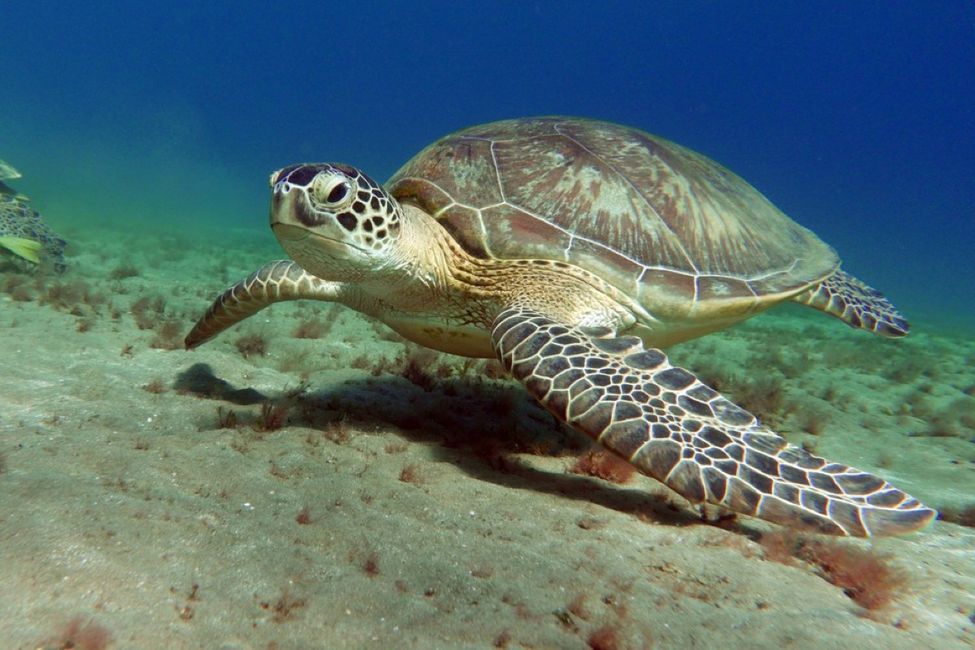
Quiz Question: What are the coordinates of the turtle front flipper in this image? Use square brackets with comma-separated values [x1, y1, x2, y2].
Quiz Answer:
[185, 260, 342, 349]
[491, 304, 935, 537]
[793, 269, 909, 337]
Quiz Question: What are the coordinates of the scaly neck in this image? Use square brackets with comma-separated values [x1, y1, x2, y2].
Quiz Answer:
[352, 204, 497, 316]
[383, 204, 497, 289]
[366, 203, 643, 333]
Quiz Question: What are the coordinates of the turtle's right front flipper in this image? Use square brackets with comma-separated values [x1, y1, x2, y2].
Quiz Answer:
[185, 260, 341, 349]
[491, 304, 935, 537]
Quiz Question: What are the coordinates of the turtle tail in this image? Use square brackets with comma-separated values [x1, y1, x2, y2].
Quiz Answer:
[792, 269, 909, 338]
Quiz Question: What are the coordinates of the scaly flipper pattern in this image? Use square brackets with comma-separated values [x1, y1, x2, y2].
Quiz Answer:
[792, 269, 909, 337]
[491, 305, 935, 536]
[185, 260, 340, 349]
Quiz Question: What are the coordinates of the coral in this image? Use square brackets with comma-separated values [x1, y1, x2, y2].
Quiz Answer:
[794, 402, 830, 436]
[2, 272, 33, 301]
[260, 589, 306, 623]
[39, 280, 87, 311]
[887, 355, 930, 384]
[734, 374, 788, 427]
[758, 529, 802, 566]
[292, 318, 327, 339]
[322, 417, 350, 443]
[275, 350, 311, 377]
[216, 407, 238, 429]
[399, 347, 441, 391]
[759, 533, 908, 610]
[802, 540, 906, 610]
[8, 284, 32, 301]
[924, 397, 975, 438]
[143, 378, 167, 394]
[130, 295, 166, 330]
[567, 593, 591, 620]
[586, 625, 620, 650]
[570, 449, 635, 484]
[44, 617, 113, 650]
[254, 401, 289, 431]
[108, 261, 140, 280]
[235, 333, 268, 358]
[349, 353, 373, 370]
[363, 551, 381, 577]
[398, 463, 424, 485]
[150, 318, 183, 350]
[481, 360, 507, 379]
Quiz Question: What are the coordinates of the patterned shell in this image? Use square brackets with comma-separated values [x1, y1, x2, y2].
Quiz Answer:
[387, 117, 839, 320]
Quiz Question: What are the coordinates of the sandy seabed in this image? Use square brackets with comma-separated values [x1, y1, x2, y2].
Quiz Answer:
[1, 222, 973, 649]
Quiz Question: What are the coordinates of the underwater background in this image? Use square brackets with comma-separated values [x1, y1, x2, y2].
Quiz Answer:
[2, 1, 973, 330]
[2, 3, 974, 649]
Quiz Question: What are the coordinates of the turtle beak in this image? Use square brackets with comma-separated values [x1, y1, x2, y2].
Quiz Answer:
[270, 222, 309, 242]
[270, 178, 317, 234]
[270, 195, 313, 240]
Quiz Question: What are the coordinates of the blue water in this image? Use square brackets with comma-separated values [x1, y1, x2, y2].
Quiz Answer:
[2, 1, 973, 329]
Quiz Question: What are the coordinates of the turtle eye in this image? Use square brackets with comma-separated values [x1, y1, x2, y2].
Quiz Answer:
[326, 181, 351, 204]
[310, 171, 356, 209]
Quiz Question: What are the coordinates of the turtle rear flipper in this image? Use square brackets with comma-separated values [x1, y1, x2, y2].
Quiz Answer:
[793, 269, 909, 337]
[491, 304, 935, 537]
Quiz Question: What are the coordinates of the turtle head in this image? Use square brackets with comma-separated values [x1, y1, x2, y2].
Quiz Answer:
[269, 163, 403, 279]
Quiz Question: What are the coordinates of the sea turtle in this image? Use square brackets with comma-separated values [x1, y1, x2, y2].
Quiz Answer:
[185, 117, 934, 537]
[0, 159, 66, 273]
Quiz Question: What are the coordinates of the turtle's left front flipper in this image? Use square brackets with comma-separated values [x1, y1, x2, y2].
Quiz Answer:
[491, 304, 935, 537]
